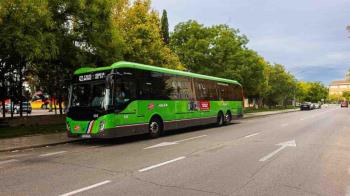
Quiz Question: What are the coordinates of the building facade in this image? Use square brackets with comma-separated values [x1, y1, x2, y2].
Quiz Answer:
[329, 69, 350, 96]
[329, 80, 350, 96]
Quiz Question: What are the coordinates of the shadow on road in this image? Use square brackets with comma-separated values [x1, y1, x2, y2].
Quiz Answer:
[71, 121, 241, 148]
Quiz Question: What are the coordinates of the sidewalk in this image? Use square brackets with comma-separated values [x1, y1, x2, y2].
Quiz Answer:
[0, 109, 299, 152]
[0, 133, 81, 152]
[244, 108, 299, 119]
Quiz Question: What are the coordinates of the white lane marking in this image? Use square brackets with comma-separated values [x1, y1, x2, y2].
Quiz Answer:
[144, 135, 207, 149]
[59, 180, 111, 196]
[174, 135, 207, 143]
[259, 140, 296, 162]
[244, 133, 260, 138]
[300, 118, 305, 121]
[0, 159, 18, 165]
[144, 142, 178, 149]
[139, 156, 186, 172]
[281, 123, 289, 127]
[39, 151, 67, 157]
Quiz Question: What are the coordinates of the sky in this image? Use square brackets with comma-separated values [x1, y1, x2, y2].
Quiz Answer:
[151, 0, 350, 85]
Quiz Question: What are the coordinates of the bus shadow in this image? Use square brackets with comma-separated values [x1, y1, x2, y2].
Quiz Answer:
[71, 122, 241, 148]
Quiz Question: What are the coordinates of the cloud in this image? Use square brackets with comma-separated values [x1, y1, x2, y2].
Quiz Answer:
[151, 0, 350, 84]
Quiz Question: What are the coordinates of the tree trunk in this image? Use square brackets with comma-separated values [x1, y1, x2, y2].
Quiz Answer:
[19, 64, 23, 117]
[58, 94, 63, 115]
[54, 96, 57, 115]
[10, 100, 14, 118]
[1, 99, 5, 118]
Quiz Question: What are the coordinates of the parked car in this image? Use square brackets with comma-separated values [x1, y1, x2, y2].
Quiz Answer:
[0, 104, 9, 113]
[313, 103, 321, 109]
[11, 102, 32, 114]
[300, 102, 313, 110]
[340, 101, 349, 108]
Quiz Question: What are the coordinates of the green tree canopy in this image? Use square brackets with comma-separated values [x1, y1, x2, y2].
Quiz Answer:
[170, 20, 267, 99]
[264, 64, 298, 106]
[114, 0, 183, 69]
[297, 81, 328, 103]
[160, 9, 170, 45]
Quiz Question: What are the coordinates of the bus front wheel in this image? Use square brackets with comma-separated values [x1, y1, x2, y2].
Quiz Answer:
[149, 116, 163, 138]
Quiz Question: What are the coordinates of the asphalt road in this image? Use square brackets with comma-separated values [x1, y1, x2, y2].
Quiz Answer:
[1, 105, 350, 196]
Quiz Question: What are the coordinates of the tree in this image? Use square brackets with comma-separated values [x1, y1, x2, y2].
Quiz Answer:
[305, 82, 328, 102]
[0, 0, 58, 117]
[264, 64, 297, 107]
[170, 20, 267, 101]
[160, 9, 170, 45]
[25, 0, 128, 115]
[114, 0, 183, 70]
[343, 91, 350, 101]
[296, 81, 328, 103]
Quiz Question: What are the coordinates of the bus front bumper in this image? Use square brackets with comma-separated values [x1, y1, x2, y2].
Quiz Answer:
[67, 124, 149, 139]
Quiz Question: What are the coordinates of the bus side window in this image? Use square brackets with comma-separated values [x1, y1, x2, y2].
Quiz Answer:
[135, 70, 151, 100]
[232, 84, 243, 101]
[163, 74, 177, 100]
[114, 69, 137, 110]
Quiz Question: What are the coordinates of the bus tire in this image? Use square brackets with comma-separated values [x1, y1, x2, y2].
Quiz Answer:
[217, 112, 224, 126]
[225, 111, 232, 124]
[149, 116, 163, 138]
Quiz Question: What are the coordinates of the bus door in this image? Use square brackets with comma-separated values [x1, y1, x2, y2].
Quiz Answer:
[114, 71, 143, 127]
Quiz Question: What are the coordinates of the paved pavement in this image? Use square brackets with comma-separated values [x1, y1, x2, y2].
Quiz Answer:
[1, 105, 349, 196]
[0, 109, 56, 118]
[0, 133, 80, 152]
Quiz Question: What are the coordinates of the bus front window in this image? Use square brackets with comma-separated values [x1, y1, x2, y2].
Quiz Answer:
[71, 82, 111, 110]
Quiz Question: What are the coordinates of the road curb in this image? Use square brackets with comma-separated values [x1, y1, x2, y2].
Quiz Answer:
[243, 109, 300, 119]
[0, 139, 85, 153]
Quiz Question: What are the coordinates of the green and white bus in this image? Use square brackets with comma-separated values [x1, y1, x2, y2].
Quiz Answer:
[66, 61, 243, 138]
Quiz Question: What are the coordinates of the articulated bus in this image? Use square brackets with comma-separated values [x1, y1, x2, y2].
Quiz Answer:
[66, 61, 243, 139]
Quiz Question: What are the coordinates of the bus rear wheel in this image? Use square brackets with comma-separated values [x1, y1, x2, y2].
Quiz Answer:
[217, 112, 224, 126]
[224, 111, 232, 124]
[149, 117, 163, 138]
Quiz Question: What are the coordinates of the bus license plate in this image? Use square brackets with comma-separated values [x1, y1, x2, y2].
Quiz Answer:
[81, 134, 91, 139]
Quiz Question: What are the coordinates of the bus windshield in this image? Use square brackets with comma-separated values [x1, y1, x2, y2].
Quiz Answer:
[70, 82, 111, 110]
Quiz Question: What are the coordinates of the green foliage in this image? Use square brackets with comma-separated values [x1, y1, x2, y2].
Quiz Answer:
[342, 91, 350, 101]
[297, 81, 328, 102]
[170, 20, 267, 99]
[160, 9, 170, 45]
[306, 82, 328, 102]
[0, 0, 58, 63]
[114, 0, 183, 70]
[264, 64, 298, 106]
[0, 0, 58, 113]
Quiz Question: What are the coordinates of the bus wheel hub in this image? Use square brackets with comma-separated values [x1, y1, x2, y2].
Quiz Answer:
[150, 122, 159, 133]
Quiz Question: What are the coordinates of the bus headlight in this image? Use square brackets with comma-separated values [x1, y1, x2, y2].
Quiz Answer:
[66, 123, 70, 131]
[99, 121, 105, 132]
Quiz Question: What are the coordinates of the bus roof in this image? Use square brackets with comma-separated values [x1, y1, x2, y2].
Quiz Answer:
[74, 61, 241, 85]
